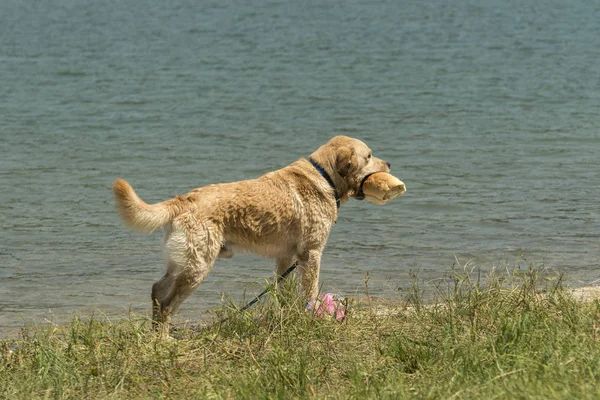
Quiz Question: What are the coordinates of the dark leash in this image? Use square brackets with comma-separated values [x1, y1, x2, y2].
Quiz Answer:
[218, 263, 297, 324]
[238, 263, 297, 312]
[173, 264, 297, 335]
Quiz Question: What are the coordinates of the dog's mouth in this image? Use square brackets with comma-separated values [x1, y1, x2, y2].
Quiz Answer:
[354, 174, 375, 200]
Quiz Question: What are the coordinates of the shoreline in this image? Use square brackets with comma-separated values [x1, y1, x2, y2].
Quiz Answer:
[3, 282, 600, 340]
[3, 271, 600, 399]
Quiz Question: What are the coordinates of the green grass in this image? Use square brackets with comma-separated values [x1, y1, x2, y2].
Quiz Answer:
[2, 264, 600, 399]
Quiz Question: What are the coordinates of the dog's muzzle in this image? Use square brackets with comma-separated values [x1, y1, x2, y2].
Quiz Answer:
[355, 162, 391, 200]
[355, 174, 374, 200]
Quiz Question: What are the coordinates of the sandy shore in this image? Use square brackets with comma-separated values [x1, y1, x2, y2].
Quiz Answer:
[571, 286, 600, 302]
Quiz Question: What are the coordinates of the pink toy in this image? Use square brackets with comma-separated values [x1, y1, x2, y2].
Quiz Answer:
[307, 293, 346, 321]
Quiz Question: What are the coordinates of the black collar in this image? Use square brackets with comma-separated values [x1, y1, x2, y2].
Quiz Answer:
[308, 158, 340, 209]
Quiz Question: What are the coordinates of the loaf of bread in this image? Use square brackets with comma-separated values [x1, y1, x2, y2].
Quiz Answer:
[361, 172, 406, 205]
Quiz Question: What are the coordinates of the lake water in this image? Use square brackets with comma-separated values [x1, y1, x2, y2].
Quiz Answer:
[1, 0, 599, 335]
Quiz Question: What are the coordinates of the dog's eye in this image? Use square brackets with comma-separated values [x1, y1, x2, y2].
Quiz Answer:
[367, 153, 372, 160]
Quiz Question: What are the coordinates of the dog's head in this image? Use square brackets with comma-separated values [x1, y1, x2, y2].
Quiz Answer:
[310, 136, 390, 204]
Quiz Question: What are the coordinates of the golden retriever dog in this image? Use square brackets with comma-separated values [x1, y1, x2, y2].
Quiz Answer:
[113, 136, 391, 332]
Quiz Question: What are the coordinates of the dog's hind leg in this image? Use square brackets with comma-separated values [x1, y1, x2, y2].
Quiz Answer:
[153, 261, 214, 334]
[151, 269, 177, 332]
[152, 216, 221, 335]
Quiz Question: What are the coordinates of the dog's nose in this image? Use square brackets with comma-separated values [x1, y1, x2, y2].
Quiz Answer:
[386, 161, 391, 168]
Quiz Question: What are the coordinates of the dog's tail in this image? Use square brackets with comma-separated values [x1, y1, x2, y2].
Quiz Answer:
[112, 178, 189, 232]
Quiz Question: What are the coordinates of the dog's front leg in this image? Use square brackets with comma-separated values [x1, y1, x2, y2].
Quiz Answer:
[297, 249, 323, 301]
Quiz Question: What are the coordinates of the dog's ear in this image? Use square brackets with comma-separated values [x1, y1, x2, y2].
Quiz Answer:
[336, 147, 356, 177]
